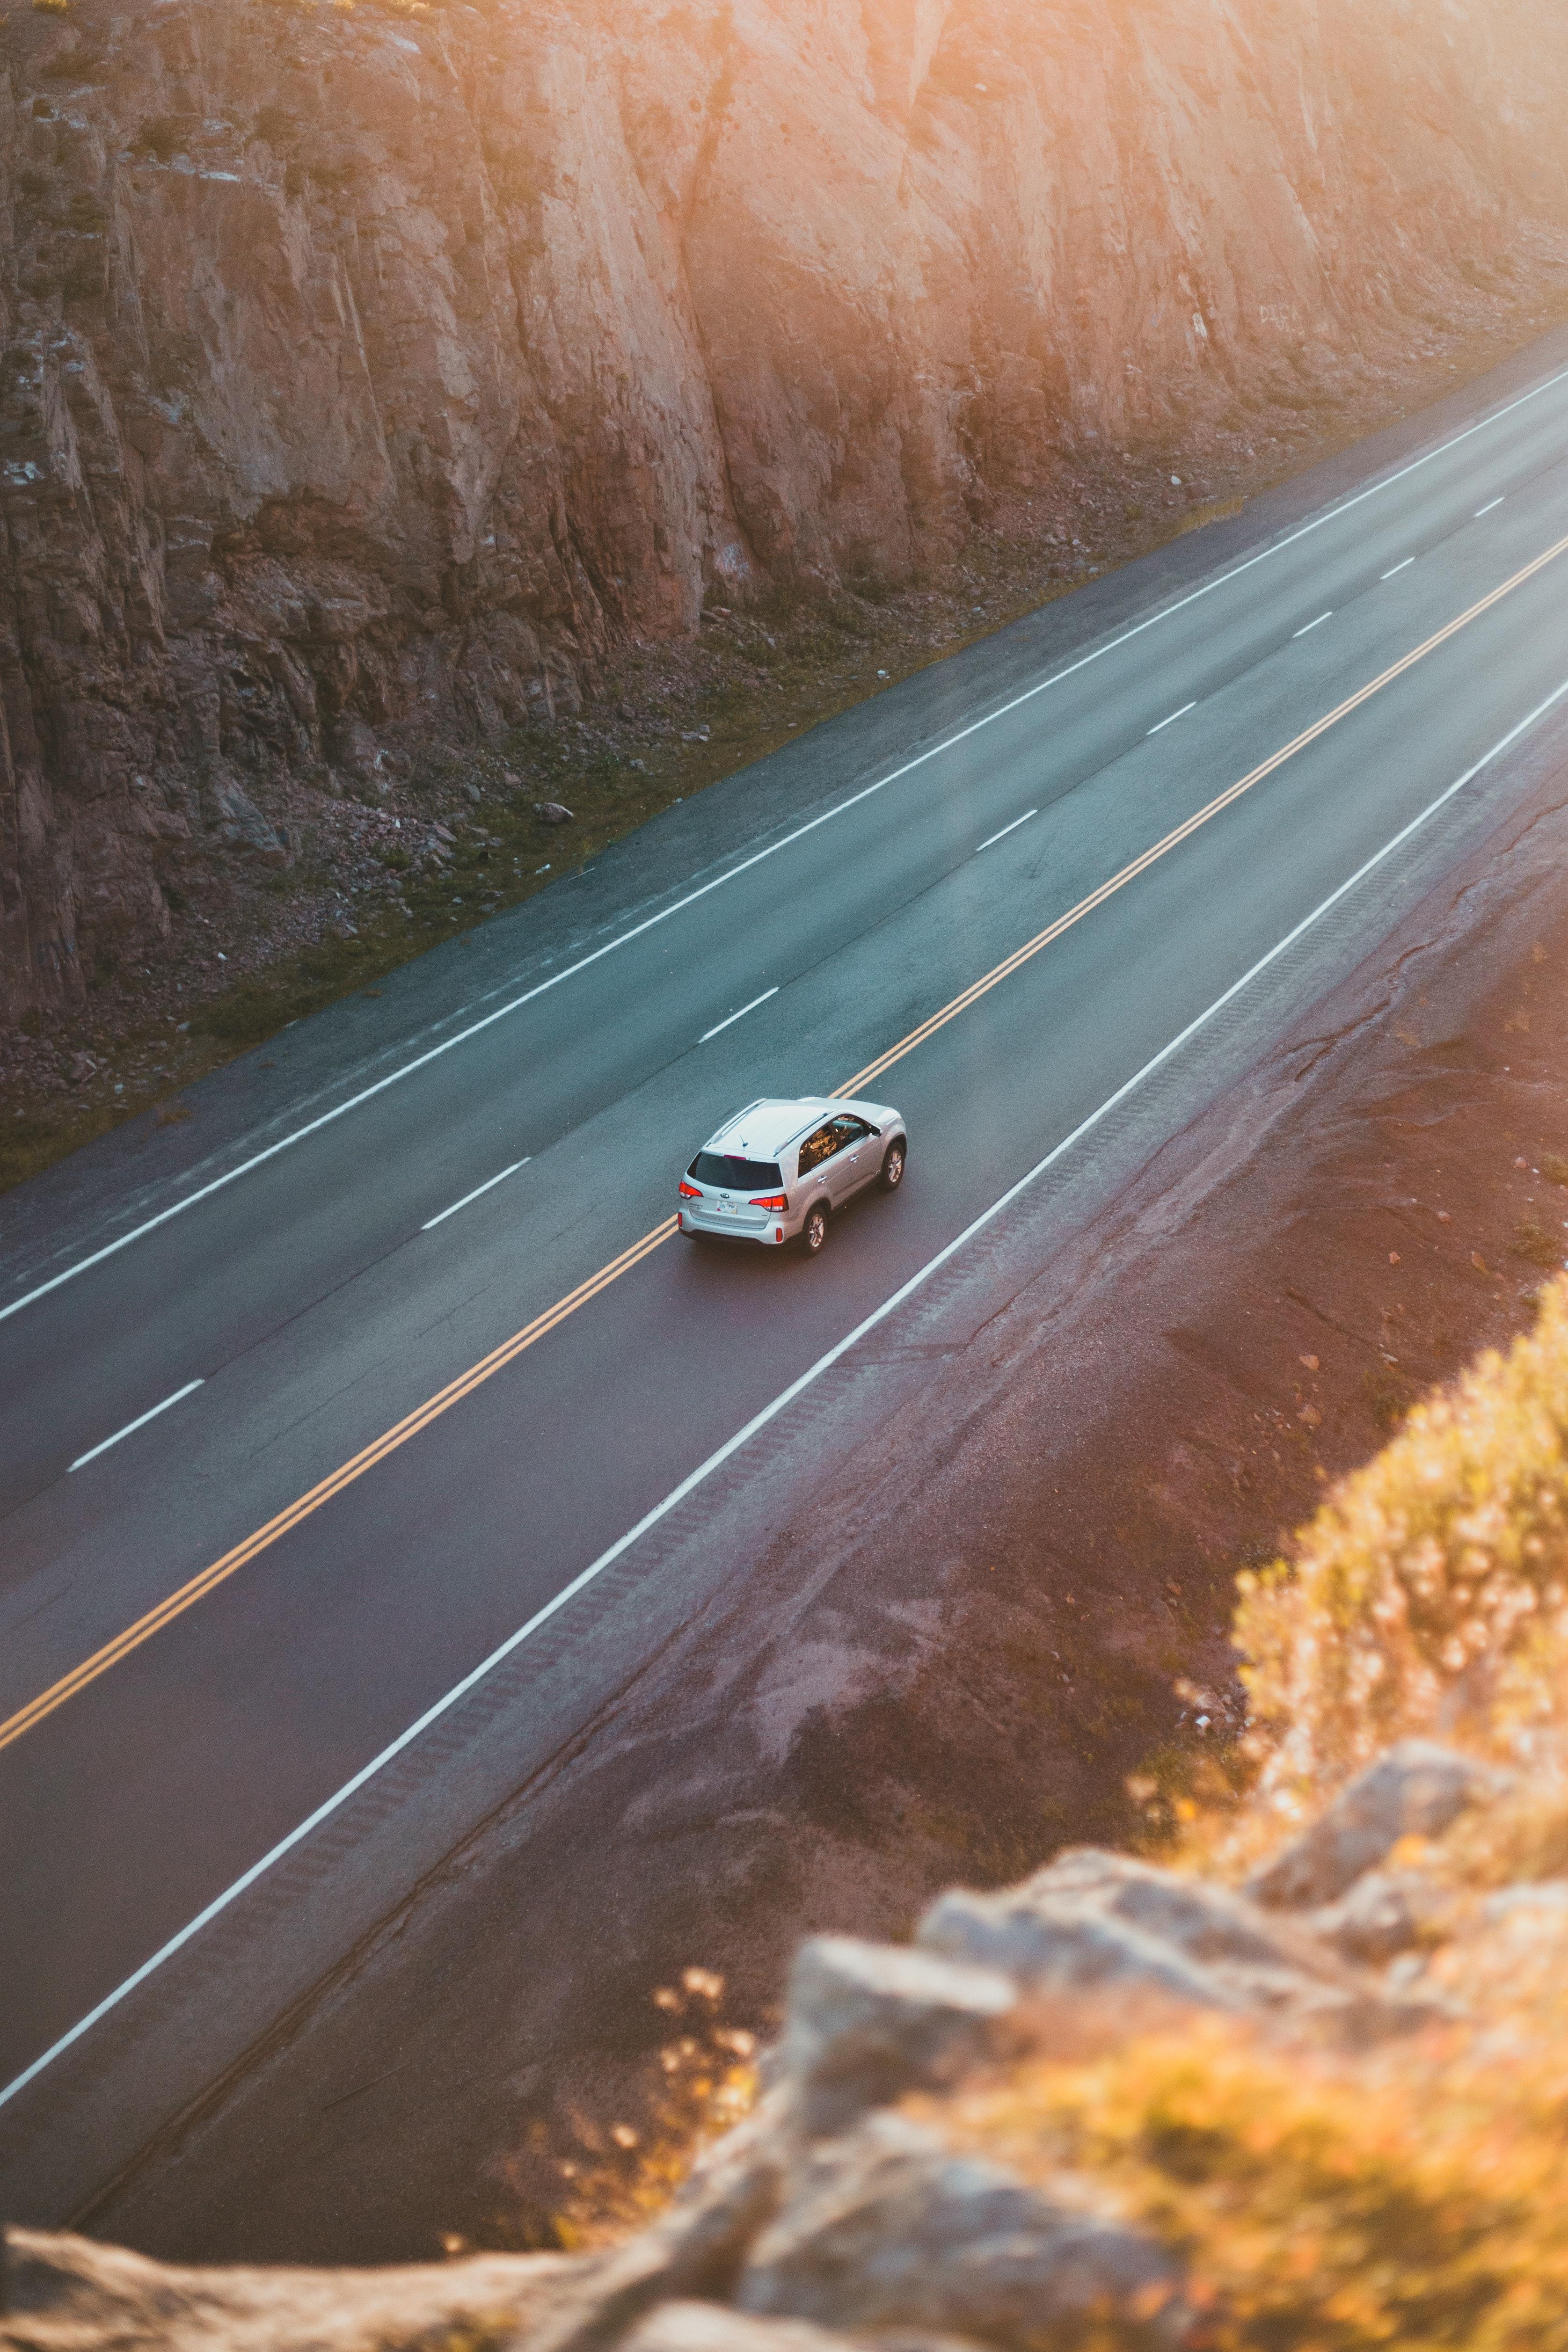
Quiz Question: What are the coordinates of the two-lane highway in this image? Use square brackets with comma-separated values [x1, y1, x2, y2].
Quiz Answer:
[5, 343, 1568, 2164]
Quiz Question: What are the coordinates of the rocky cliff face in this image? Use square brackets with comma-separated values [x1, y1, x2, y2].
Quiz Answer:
[3, 0, 1567, 1023]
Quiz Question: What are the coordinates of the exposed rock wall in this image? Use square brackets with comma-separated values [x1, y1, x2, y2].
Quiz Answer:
[3, 0, 1567, 1020]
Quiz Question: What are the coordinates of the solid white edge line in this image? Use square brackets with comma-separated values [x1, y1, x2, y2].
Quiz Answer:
[1382, 558, 1415, 579]
[1475, 497, 1505, 517]
[67, 1381, 205, 1475]
[7, 357, 1568, 1332]
[420, 1160, 529, 1231]
[10, 663, 1568, 2117]
[700, 987, 779, 1042]
[975, 809, 1039, 852]
[1147, 702, 1196, 735]
[1293, 612, 1333, 637]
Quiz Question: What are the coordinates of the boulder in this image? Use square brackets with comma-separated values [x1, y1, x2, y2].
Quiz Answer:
[736, 2112, 1183, 2346]
[781, 1937, 1015, 2140]
[622, 2309, 985, 2352]
[1311, 1869, 1460, 1966]
[1248, 1743, 1508, 1909]
[919, 1881, 1241, 2012]
[212, 779, 290, 866]
[620, 2303, 861, 2352]
[918, 1847, 1364, 2019]
[534, 801, 576, 824]
[0, 2225, 586, 2352]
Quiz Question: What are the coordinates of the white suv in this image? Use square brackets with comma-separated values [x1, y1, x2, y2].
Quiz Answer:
[678, 1096, 908, 1254]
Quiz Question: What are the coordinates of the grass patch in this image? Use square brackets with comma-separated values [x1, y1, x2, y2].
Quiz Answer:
[0, 1105, 117, 1193]
[1177, 493, 1245, 536]
[191, 932, 396, 1046]
[939, 2018, 1568, 2352]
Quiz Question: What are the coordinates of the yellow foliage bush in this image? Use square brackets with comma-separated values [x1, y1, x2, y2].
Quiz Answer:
[1226, 1274, 1568, 1849]
[923, 1282, 1568, 2344]
[941, 2017, 1568, 2352]
[547, 1970, 757, 2251]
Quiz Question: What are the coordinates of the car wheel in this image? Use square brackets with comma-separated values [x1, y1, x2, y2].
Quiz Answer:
[879, 1140, 906, 1191]
[801, 1201, 829, 1256]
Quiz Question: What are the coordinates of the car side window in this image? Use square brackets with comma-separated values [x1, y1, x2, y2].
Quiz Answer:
[828, 1115, 871, 1152]
[797, 1123, 837, 1175]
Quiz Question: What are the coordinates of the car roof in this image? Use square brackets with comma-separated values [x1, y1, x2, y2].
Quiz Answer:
[704, 1097, 896, 1156]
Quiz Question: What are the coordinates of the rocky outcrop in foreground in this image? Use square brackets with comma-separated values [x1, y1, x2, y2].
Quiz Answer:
[9, 1737, 1562, 2352]
[4, 0, 1568, 1021]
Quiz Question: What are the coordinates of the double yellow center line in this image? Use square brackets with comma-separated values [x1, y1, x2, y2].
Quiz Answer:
[4, 528, 1565, 1757]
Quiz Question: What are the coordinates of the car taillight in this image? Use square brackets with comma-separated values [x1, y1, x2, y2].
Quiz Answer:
[679, 1180, 702, 1199]
[750, 1193, 788, 1211]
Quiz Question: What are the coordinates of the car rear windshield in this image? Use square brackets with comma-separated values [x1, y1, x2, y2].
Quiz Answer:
[690, 1152, 784, 1191]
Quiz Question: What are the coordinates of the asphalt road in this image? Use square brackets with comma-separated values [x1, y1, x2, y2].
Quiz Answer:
[5, 340, 1568, 2159]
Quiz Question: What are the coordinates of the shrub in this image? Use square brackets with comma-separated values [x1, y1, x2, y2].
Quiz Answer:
[1227, 1275, 1568, 1841]
[941, 2018, 1568, 2352]
[1437, 1780, 1568, 1891]
[547, 1971, 756, 2252]
[822, 596, 870, 639]
[789, 623, 846, 664]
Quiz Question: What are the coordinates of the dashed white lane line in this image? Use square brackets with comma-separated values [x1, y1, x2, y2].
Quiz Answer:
[1293, 612, 1334, 638]
[700, 988, 778, 1042]
[1146, 702, 1196, 736]
[1382, 557, 1415, 579]
[6, 362, 1568, 1331]
[421, 1161, 530, 1232]
[1475, 496, 1505, 517]
[14, 663, 1568, 2119]
[975, 809, 1039, 851]
[69, 1381, 205, 1475]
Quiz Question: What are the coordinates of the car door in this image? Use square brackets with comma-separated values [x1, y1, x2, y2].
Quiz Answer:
[795, 1121, 838, 1208]
[822, 1115, 875, 1204]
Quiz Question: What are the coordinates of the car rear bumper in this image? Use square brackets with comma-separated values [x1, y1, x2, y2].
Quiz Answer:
[678, 1205, 795, 1245]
